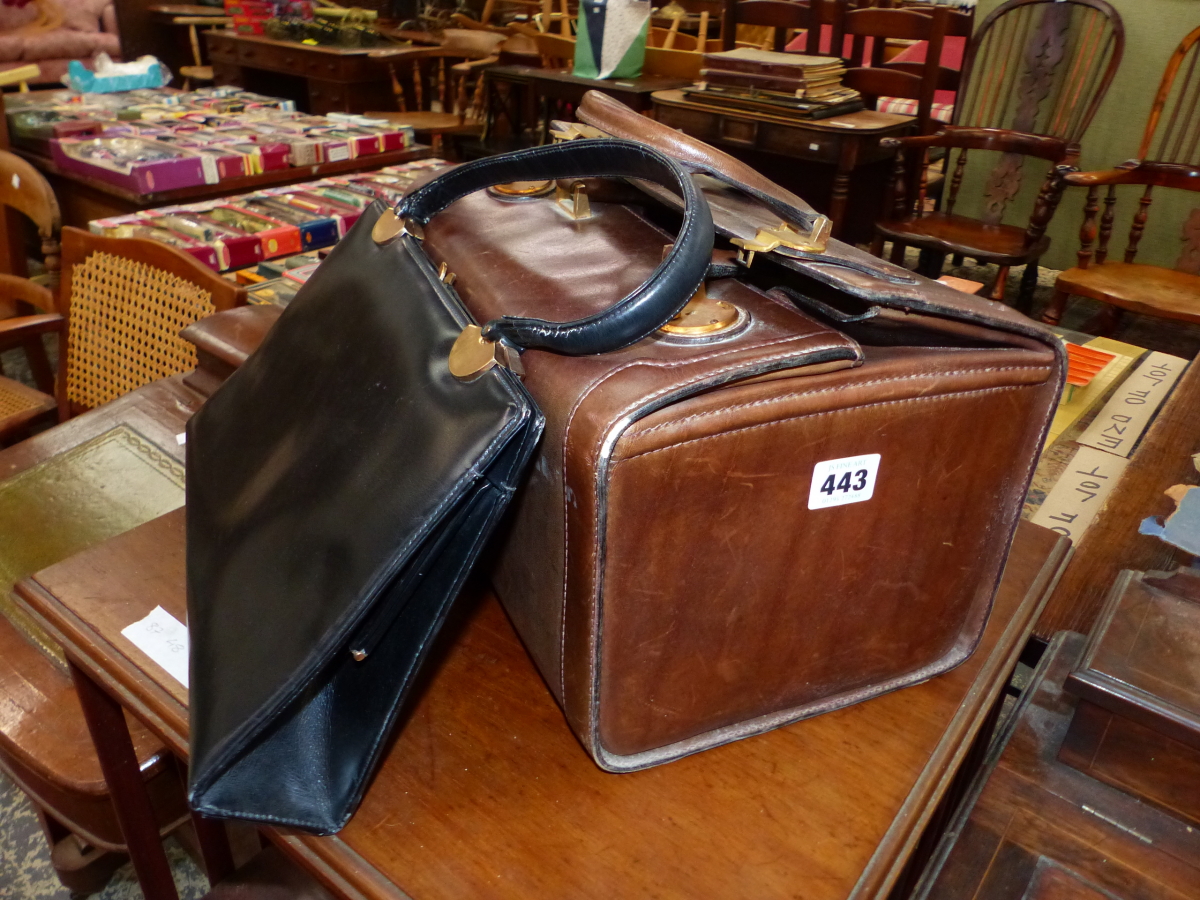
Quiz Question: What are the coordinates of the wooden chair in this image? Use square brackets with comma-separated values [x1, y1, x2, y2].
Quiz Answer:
[871, 0, 1124, 307]
[721, 0, 832, 54]
[369, 44, 501, 156]
[1040, 26, 1200, 332]
[175, 16, 232, 91]
[0, 150, 62, 444]
[841, 4, 953, 136]
[56, 227, 245, 420]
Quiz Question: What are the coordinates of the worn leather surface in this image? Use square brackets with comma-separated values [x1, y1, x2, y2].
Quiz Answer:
[576, 90, 1066, 346]
[400, 140, 714, 355]
[186, 199, 543, 833]
[423, 178, 1062, 770]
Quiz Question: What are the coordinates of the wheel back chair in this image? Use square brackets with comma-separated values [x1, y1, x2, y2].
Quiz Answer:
[1040, 25, 1200, 333]
[871, 0, 1124, 307]
[0, 225, 243, 893]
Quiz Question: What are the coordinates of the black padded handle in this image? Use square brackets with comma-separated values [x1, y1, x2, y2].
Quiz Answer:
[398, 140, 714, 356]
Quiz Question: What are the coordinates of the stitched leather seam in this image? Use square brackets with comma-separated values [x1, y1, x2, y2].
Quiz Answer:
[617, 385, 1034, 461]
[630, 366, 1052, 439]
[556, 332, 854, 700]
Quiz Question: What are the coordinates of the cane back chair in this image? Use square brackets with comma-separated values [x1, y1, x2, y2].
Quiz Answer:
[56, 227, 245, 421]
[872, 0, 1124, 306]
[1040, 26, 1200, 332]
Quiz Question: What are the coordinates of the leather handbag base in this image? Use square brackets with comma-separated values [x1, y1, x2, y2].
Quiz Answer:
[422, 182, 1059, 771]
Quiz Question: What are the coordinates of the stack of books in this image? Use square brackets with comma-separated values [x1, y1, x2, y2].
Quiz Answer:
[687, 48, 863, 119]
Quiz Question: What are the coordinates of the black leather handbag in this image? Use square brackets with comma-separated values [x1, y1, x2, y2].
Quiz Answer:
[184, 140, 714, 834]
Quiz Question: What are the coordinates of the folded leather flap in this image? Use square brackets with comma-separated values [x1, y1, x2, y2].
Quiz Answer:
[186, 203, 535, 786]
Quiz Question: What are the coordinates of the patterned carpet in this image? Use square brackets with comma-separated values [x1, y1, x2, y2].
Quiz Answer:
[0, 259, 1196, 899]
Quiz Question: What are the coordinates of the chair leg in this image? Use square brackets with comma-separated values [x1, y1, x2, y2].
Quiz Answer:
[1016, 262, 1039, 314]
[870, 234, 885, 258]
[989, 265, 1011, 301]
[917, 249, 945, 279]
[951, 254, 964, 267]
[1083, 304, 1124, 337]
[889, 240, 906, 266]
[1040, 289, 1070, 325]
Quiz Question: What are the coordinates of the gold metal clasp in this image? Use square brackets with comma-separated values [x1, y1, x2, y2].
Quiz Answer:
[448, 325, 523, 380]
[549, 121, 608, 142]
[554, 180, 592, 220]
[730, 215, 832, 266]
[437, 262, 456, 285]
[372, 209, 424, 245]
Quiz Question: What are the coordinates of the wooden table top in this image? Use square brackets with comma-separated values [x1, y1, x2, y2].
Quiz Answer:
[651, 89, 914, 134]
[148, 4, 229, 15]
[16, 503, 1068, 900]
[208, 31, 420, 60]
[487, 65, 694, 94]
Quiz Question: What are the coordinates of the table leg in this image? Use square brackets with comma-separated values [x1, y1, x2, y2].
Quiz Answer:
[191, 812, 236, 884]
[830, 141, 860, 241]
[69, 660, 181, 900]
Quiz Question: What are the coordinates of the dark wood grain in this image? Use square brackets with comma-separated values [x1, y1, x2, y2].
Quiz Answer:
[1035, 358, 1200, 637]
[70, 659, 181, 900]
[915, 633, 1200, 900]
[15, 511, 1068, 900]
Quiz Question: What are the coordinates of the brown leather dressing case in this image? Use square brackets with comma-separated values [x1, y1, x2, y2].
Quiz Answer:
[419, 100, 1064, 771]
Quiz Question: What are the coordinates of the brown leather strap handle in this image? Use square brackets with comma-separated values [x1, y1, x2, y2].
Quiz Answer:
[577, 90, 819, 227]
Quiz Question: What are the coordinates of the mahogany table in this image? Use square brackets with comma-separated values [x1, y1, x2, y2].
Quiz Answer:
[484, 66, 694, 149]
[913, 632, 1200, 900]
[204, 33, 420, 117]
[14, 497, 1068, 900]
[650, 89, 915, 243]
[1033, 354, 1200, 638]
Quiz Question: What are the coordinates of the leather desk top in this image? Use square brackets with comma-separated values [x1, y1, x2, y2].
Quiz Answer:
[16, 489, 1069, 900]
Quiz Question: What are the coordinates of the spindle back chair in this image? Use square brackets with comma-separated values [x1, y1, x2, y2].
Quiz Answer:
[872, 0, 1124, 307]
[841, 5, 952, 135]
[1041, 26, 1200, 331]
[722, 0, 832, 54]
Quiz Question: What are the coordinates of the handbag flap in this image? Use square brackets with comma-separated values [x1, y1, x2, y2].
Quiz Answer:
[186, 201, 537, 782]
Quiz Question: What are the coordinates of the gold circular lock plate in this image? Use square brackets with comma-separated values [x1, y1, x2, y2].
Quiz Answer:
[660, 297, 742, 336]
[487, 180, 555, 199]
[449, 325, 500, 379]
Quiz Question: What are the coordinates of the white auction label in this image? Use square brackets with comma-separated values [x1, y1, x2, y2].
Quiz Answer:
[808, 454, 881, 510]
[121, 606, 189, 688]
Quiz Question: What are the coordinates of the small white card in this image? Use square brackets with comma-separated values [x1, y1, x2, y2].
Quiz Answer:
[808, 454, 881, 510]
[1076, 352, 1188, 458]
[1031, 446, 1129, 541]
[120, 606, 189, 688]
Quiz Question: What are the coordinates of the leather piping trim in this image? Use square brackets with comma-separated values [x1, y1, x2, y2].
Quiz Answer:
[555, 332, 864, 702]
[586, 382, 1049, 770]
